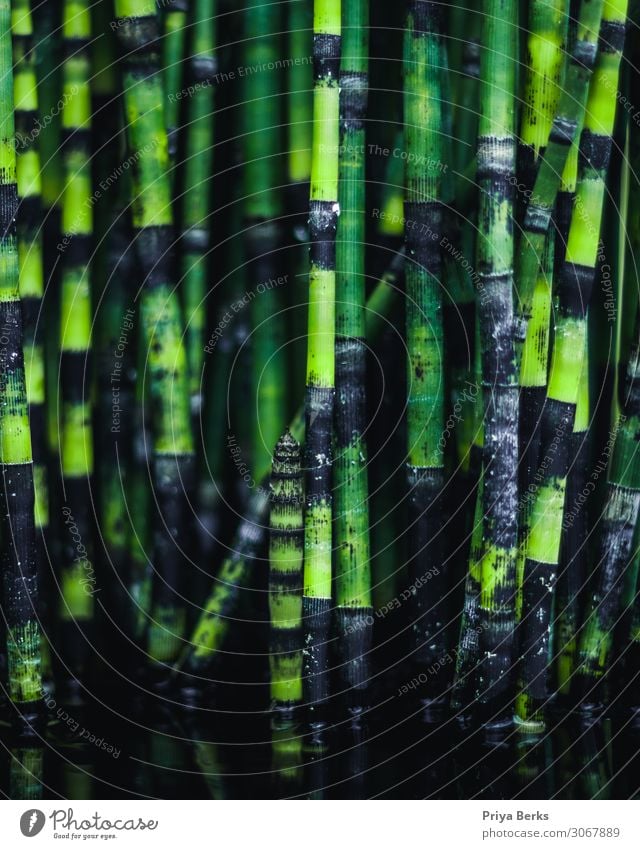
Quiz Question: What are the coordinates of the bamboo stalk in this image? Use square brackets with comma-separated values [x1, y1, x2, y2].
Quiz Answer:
[403, 0, 448, 709]
[0, 0, 42, 724]
[514, 0, 605, 363]
[334, 0, 372, 708]
[57, 0, 95, 688]
[301, 0, 341, 718]
[181, 0, 216, 416]
[113, 0, 196, 668]
[244, 0, 287, 485]
[516, 0, 628, 731]
[473, 0, 518, 724]
[162, 0, 189, 166]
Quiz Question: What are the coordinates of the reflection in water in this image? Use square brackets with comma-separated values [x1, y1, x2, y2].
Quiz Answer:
[2, 704, 640, 799]
[9, 745, 43, 799]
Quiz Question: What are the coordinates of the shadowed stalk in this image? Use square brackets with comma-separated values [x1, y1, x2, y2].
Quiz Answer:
[287, 0, 313, 399]
[162, 0, 189, 167]
[113, 0, 196, 668]
[554, 343, 590, 696]
[334, 0, 372, 709]
[181, 0, 216, 417]
[244, 0, 287, 485]
[0, 0, 42, 724]
[57, 0, 95, 688]
[573, 317, 640, 709]
[33, 1, 62, 475]
[516, 0, 628, 732]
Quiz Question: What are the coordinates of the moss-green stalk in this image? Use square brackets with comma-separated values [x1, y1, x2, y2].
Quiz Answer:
[403, 0, 448, 705]
[181, 0, 216, 415]
[334, 0, 372, 707]
[244, 0, 287, 485]
[162, 0, 189, 166]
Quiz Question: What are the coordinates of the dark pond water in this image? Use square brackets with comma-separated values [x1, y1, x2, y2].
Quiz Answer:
[2, 681, 640, 799]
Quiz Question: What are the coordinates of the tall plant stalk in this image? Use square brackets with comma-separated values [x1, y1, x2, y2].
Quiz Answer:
[0, 0, 42, 723]
[301, 0, 341, 718]
[516, 0, 628, 731]
[473, 0, 518, 723]
[334, 0, 372, 707]
[403, 0, 447, 707]
[114, 0, 196, 668]
[58, 0, 95, 686]
[514, 0, 604, 362]
[181, 0, 216, 416]
[269, 429, 304, 781]
[244, 0, 287, 485]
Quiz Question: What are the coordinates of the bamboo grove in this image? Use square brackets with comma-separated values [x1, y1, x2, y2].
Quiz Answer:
[3, 0, 640, 795]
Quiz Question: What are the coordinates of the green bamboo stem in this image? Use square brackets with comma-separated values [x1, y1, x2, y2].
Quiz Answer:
[334, 0, 372, 707]
[451, 312, 484, 712]
[114, 0, 196, 667]
[473, 0, 518, 722]
[269, 430, 304, 719]
[574, 325, 640, 708]
[517, 0, 569, 206]
[516, 0, 628, 731]
[244, 0, 287, 485]
[403, 0, 448, 706]
[175, 255, 402, 679]
[554, 342, 590, 696]
[162, 0, 189, 166]
[57, 0, 95, 686]
[12, 0, 50, 678]
[91, 0, 135, 642]
[302, 0, 341, 717]
[33, 0, 62, 471]
[181, 0, 216, 415]
[514, 0, 605, 364]
[516, 232, 554, 621]
[0, 0, 42, 722]
[287, 0, 313, 400]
